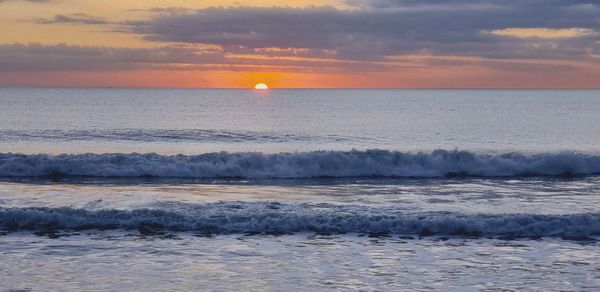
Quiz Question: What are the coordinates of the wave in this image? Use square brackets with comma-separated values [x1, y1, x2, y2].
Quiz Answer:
[1, 150, 599, 179]
[1, 202, 598, 238]
[0, 129, 354, 144]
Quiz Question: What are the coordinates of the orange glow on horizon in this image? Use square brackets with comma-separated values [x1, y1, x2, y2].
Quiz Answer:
[3, 65, 600, 89]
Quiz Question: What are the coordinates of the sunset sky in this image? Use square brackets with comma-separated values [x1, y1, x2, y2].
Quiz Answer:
[1, 0, 599, 88]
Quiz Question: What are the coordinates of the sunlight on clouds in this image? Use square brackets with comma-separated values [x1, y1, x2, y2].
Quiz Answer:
[488, 28, 598, 39]
[1, 0, 599, 88]
[0, 0, 341, 46]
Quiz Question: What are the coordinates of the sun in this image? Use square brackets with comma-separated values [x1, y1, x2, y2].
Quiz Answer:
[254, 83, 269, 90]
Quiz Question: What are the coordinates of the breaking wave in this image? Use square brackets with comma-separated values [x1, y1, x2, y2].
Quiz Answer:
[1, 149, 599, 179]
[1, 202, 599, 238]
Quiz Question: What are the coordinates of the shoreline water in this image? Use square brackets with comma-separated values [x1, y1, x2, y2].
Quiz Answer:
[1, 88, 599, 290]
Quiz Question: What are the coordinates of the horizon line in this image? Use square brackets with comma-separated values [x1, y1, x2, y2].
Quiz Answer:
[1, 86, 599, 90]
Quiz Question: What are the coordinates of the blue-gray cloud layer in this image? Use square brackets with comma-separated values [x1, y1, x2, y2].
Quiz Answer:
[128, 1, 599, 61]
[1, 1, 599, 75]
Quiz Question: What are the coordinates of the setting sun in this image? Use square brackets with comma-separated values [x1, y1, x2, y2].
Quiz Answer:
[254, 83, 269, 90]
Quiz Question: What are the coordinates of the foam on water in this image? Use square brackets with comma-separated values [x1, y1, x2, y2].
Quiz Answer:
[1, 202, 599, 238]
[1, 149, 599, 179]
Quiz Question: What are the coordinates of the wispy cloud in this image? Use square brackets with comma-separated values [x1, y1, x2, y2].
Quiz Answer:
[0, 42, 586, 75]
[0, 0, 51, 3]
[0, 43, 398, 73]
[33, 13, 109, 25]
[488, 28, 598, 39]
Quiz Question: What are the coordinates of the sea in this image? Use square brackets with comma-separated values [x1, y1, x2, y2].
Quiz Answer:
[1, 88, 599, 291]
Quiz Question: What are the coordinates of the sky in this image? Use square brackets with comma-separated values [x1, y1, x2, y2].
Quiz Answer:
[0, 0, 599, 88]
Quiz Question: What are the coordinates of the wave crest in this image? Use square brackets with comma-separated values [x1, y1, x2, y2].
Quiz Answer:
[1, 203, 599, 238]
[1, 150, 600, 179]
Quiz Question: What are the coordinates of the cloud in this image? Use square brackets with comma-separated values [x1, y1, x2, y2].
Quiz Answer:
[2, 1, 599, 78]
[0, 0, 50, 3]
[0, 43, 222, 72]
[1, 43, 597, 88]
[0, 42, 585, 76]
[0, 43, 398, 73]
[125, 1, 599, 62]
[33, 13, 109, 25]
[488, 28, 598, 39]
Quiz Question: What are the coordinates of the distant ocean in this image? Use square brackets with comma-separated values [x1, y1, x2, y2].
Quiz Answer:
[1, 88, 600, 290]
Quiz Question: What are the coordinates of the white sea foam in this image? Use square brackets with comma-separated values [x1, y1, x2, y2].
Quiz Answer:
[0, 150, 599, 179]
[1, 202, 598, 238]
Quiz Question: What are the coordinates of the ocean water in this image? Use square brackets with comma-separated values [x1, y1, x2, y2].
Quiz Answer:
[1, 88, 600, 290]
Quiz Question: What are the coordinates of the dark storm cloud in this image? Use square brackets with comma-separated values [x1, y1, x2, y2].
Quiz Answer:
[126, 1, 600, 61]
